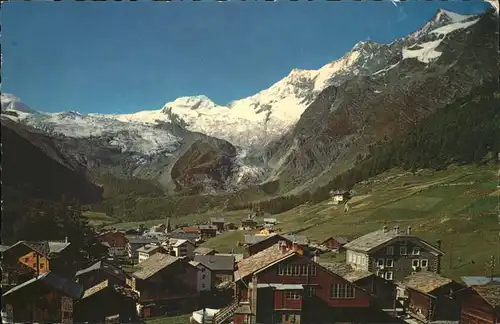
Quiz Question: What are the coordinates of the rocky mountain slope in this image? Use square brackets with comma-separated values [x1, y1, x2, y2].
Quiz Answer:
[265, 8, 499, 193]
[1, 8, 497, 198]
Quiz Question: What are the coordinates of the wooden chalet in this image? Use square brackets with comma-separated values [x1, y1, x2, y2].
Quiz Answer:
[2, 271, 83, 323]
[98, 231, 128, 257]
[210, 218, 225, 232]
[194, 255, 235, 286]
[243, 233, 310, 256]
[2, 240, 79, 288]
[456, 281, 500, 324]
[127, 253, 199, 318]
[125, 236, 158, 261]
[400, 271, 464, 322]
[75, 260, 127, 290]
[73, 279, 139, 323]
[199, 225, 217, 240]
[321, 236, 349, 252]
[320, 262, 397, 310]
[232, 242, 373, 324]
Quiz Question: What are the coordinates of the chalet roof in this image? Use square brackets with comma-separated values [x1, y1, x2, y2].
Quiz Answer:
[461, 276, 500, 286]
[199, 225, 217, 231]
[322, 236, 349, 245]
[75, 261, 126, 282]
[81, 279, 138, 300]
[210, 217, 225, 223]
[243, 233, 308, 246]
[319, 262, 354, 277]
[235, 244, 295, 281]
[168, 232, 199, 240]
[5, 241, 71, 258]
[343, 270, 374, 283]
[343, 229, 443, 255]
[132, 253, 179, 280]
[400, 271, 453, 294]
[318, 262, 373, 283]
[126, 236, 158, 245]
[194, 255, 235, 272]
[48, 242, 71, 254]
[136, 244, 162, 254]
[181, 226, 201, 233]
[216, 253, 244, 263]
[472, 281, 500, 308]
[194, 247, 215, 255]
[170, 239, 193, 247]
[3, 271, 83, 299]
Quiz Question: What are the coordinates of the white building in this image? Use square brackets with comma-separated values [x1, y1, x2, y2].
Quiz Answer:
[169, 239, 195, 259]
[137, 243, 165, 264]
[189, 261, 212, 292]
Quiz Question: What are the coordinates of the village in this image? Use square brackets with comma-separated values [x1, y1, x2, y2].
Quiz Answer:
[1, 190, 499, 324]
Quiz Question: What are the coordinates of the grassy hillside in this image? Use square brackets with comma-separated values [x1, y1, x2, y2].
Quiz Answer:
[201, 164, 500, 281]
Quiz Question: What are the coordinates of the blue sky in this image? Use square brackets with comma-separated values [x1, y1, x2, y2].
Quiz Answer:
[2, 0, 491, 114]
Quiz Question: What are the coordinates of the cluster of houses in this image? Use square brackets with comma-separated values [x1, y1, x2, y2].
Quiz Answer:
[210, 225, 500, 324]
[2, 220, 500, 324]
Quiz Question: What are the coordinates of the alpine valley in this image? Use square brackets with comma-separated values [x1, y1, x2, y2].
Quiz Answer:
[2, 8, 499, 223]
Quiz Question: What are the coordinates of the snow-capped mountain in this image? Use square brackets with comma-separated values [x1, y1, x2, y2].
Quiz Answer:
[1, 8, 493, 196]
[1, 9, 481, 150]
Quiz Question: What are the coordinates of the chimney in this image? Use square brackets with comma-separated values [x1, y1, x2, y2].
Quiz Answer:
[407, 226, 412, 235]
[436, 240, 442, 274]
[383, 226, 388, 233]
[279, 241, 287, 254]
[65, 237, 68, 243]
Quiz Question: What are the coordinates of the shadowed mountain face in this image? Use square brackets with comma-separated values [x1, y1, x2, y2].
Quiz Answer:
[1, 119, 104, 203]
[264, 9, 499, 194]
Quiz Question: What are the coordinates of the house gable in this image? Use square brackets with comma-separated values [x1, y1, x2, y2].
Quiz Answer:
[253, 254, 370, 308]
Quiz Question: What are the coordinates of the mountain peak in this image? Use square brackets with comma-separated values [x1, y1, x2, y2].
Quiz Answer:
[433, 8, 473, 24]
[1, 93, 38, 114]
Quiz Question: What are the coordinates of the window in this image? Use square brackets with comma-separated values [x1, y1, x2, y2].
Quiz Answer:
[356, 255, 361, 264]
[307, 286, 316, 297]
[286, 291, 301, 300]
[278, 265, 285, 276]
[386, 246, 394, 255]
[412, 247, 420, 255]
[32, 263, 37, 268]
[202, 275, 206, 279]
[24, 257, 29, 262]
[330, 284, 355, 299]
[421, 259, 429, 268]
[385, 271, 394, 280]
[377, 259, 384, 267]
[39, 263, 45, 269]
[201, 268, 206, 272]
[310, 265, 317, 276]
[202, 284, 206, 289]
[412, 259, 420, 267]
[400, 246, 407, 255]
[386, 259, 394, 268]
